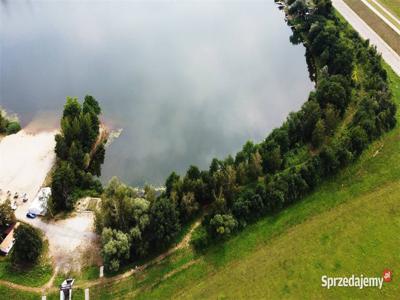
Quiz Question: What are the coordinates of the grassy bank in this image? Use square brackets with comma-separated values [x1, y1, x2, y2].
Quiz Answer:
[0, 285, 40, 300]
[0, 243, 53, 287]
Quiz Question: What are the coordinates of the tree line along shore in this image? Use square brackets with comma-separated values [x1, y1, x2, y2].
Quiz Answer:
[0, 0, 397, 281]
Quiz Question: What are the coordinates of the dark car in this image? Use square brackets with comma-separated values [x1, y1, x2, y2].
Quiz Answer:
[26, 212, 36, 219]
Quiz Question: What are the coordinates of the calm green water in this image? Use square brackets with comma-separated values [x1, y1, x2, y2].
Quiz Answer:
[0, 0, 313, 185]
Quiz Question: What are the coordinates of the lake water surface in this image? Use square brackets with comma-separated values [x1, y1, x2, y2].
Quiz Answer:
[1, 0, 313, 186]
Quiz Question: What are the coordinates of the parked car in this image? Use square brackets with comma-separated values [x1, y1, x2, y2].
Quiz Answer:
[11, 202, 17, 211]
[22, 193, 28, 202]
[26, 212, 36, 219]
[13, 192, 19, 199]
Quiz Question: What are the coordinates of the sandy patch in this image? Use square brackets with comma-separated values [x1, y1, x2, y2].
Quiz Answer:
[30, 213, 100, 272]
[0, 130, 56, 204]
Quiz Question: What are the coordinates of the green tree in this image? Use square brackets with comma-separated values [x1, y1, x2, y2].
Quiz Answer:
[262, 144, 282, 174]
[95, 177, 140, 232]
[324, 104, 339, 134]
[209, 214, 237, 239]
[312, 119, 326, 148]
[248, 150, 263, 180]
[349, 126, 369, 154]
[180, 192, 199, 221]
[186, 165, 201, 181]
[101, 228, 130, 272]
[0, 111, 6, 133]
[11, 224, 43, 265]
[88, 143, 105, 176]
[83, 95, 101, 115]
[52, 95, 105, 213]
[51, 161, 76, 212]
[0, 199, 16, 227]
[316, 75, 348, 113]
[149, 197, 181, 248]
[63, 97, 81, 119]
[6, 122, 21, 135]
[165, 172, 180, 197]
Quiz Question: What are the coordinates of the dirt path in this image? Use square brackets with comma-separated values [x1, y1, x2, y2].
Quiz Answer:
[76, 219, 201, 289]
[0, 279, 57, 294]
[0, 219, 201, 294]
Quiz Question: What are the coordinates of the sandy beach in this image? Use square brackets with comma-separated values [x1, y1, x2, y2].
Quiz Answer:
[0, 130, 56, 205]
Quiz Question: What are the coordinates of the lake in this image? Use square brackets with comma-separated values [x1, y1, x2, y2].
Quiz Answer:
[0, 0, 313, 186]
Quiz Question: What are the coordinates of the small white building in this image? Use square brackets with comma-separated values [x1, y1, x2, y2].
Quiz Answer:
[28, 187, 51, 216]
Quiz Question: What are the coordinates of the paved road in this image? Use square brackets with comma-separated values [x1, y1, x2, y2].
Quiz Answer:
[332, 0, 400, 76]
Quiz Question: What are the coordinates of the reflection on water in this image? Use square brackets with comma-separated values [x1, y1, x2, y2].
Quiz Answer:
[0, 0, 313, 185]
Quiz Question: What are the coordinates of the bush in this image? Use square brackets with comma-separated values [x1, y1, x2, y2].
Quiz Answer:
[101, 228, 130, 272]
[6, 122, 21, 135]
[191, 226, 210, 251]
[209, 214, 238, 239]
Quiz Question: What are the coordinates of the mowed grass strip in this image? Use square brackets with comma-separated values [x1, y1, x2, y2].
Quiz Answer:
[376, 0, 400, 19]
[344, 0, 400, 55]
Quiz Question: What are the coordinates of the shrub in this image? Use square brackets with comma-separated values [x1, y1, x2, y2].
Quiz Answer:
[6, 121, 21, 135]
[191, 226, 210, 251]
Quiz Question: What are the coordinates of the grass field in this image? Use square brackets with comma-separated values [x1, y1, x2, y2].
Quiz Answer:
[0, 244, 53, 287]
[376, 0, 400, 19]
[344, 0, 400, 55]
[66, 63, 400, 299]
[0, 285, 39, 300]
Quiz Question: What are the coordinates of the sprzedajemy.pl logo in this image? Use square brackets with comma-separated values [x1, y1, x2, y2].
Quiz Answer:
[321, 270, 392, 289]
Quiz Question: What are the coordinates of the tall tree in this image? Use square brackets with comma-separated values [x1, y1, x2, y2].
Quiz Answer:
[312, 119, 326, 148]
[149, 197, 181, 249]
[12, 224, 43, 265]
[0, 199, 16, 227]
